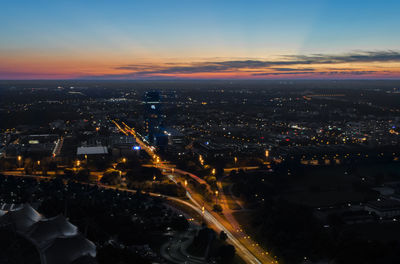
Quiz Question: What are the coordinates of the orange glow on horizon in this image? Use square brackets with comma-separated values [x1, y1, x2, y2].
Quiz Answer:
[1, 53, 400, 79]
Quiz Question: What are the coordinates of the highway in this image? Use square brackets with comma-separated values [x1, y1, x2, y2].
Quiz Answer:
[112, 120, 277, 264]
[1, 170, 262, 263]
[98, 179, 267, 264]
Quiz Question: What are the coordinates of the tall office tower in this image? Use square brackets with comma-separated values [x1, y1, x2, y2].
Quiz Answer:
[143, 91, 162, 144]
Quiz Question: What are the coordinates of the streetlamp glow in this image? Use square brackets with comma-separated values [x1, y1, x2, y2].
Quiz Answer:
[199, 155, 204, 166]
[17, 156, 22, 168]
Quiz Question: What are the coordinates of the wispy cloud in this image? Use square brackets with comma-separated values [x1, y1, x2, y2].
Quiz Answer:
[270, 68, 315, 72]
[283, 50, 400, 64]
[252, 70, 380, 76]
[83, 50, 400, 79]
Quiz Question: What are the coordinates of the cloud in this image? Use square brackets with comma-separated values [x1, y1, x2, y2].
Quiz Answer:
[270, 67, 315, 72]
[283, 50, 400, 64]
[115, 65, 158, 71]
[252, 70, 380, 76]
[137, 64, 233, 74]
[252, 71, 316, 76]
[83, 50, 400, 79]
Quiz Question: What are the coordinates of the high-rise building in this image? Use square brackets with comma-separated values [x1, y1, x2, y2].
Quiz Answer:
[143, 91, 162, 145]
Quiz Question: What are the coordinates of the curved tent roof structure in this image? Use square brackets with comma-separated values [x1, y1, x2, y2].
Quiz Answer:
[28, 215, 78, 247]
[0, 203, 96, 264]
[1, 203, 42, 232]
[0, 210, 6, 217]
[43, 235, 96, 264]
[1, 203, 22, 211]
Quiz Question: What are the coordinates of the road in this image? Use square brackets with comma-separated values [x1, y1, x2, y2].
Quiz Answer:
[2, 170, 262, 263]
[160, 227, 206, 264]
[103, 181, 269, 264]
[112, 120, 277, 264]
[52, 136, 64, 157]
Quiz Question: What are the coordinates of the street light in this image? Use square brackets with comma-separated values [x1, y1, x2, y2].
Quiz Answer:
[212, 168, 216, 175]
[215, 190, 219, 204]
[17, 156, 22, 168]
[122, 157, 126, 163]
[265, 150, 269, 158]
[76, 160, 80, 167]
[184, 180, 187, 187]
[199, 155, 204, 166]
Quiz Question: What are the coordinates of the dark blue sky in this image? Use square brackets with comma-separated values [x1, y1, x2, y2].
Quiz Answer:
[1, 0, 400, 79]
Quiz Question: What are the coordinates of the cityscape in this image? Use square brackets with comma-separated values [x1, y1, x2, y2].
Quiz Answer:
[1, 1, 400, 264]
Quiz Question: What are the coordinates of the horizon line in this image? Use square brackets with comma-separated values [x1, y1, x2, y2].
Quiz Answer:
[1, 78, 400, 82]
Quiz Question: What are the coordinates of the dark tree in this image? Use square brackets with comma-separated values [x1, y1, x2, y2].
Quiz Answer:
[216, 244, 235, 263]
[219, 231, 228, 241]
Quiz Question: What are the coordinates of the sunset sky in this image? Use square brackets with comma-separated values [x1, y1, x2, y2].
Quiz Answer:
[1, 0, 400, 79]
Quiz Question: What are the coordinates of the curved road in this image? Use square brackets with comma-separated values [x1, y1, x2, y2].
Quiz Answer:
[113, 120, 277, 264]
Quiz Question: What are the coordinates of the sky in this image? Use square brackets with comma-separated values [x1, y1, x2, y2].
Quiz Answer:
[1, 0, 400, 80]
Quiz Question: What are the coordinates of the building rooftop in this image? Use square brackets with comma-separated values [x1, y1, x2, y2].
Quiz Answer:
[77, 146, 108, 155]
[0, 203, 96, 264]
